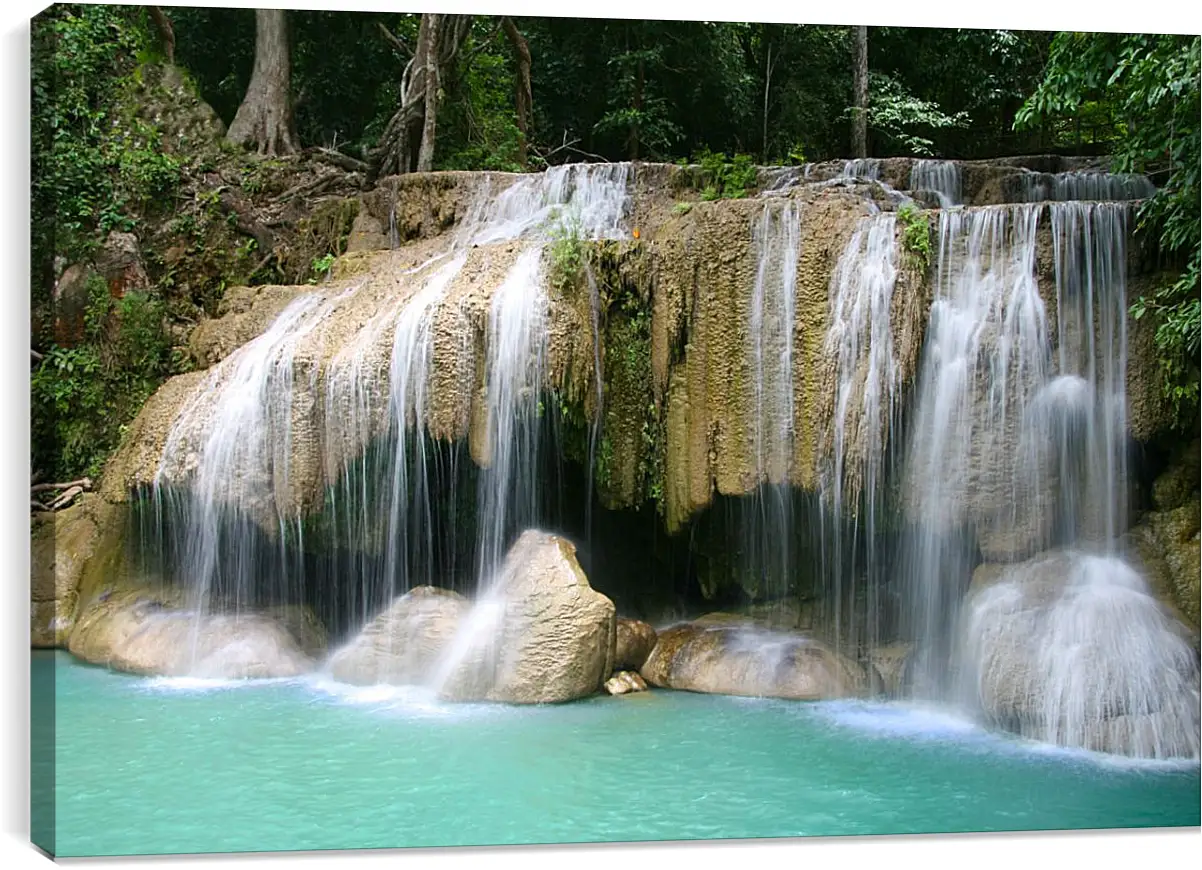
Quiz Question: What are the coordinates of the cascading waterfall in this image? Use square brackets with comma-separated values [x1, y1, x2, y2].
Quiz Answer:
[898, 203, 1046, 692]
[154, 287, 355, 629]
[741, 200, 802, 606]
[910, 160, 961, 207]
[148, 163, 631, 674]
[841, 159, 881, 180]
[1020, 169, 1156, 203]
[821, 212, 901, 655]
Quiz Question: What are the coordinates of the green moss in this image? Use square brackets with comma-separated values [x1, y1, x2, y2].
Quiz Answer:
[897, 202, 932, 273]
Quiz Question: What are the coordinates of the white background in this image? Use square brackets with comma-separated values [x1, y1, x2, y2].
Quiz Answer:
[3, 1, 1200, 867]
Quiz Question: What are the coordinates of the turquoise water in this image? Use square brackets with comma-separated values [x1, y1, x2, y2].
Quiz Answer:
[37, 650, 1199, 857]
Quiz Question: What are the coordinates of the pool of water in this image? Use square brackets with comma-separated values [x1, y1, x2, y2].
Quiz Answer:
[36, 651, 1200, 857]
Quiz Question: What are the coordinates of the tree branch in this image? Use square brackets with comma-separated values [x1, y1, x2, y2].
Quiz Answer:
[376, 21, 412, 58]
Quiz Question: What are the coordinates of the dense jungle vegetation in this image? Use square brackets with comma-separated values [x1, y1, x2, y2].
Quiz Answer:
[29, 5, 1201, 483]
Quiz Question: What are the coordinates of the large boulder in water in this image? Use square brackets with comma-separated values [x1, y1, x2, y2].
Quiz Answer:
[326, 531, 617, 704]
[327, 586, 470, 686]
[614, 618, 657, 671]
[439, 531, 617, 704]
[640, 619, 865, 700]
[69, 590, 316, 678]
[959, 550, 1200, 759]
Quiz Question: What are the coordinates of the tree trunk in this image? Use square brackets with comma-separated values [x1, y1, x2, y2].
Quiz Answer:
[852, 25, 869, 159]
[227, 10, 299, 156]
[416, 14, 441, 172]
[502, 17, 532, 170]
[762, 40, 773, 163]
[148, 6, 175, 64]
[372, 14, 472, 179]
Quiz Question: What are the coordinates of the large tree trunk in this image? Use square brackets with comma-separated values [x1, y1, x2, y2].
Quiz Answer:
[148, 6, 175, 64]
[502, 17, 532, 170]
[852, 25, 869, 159]
[227, 10, 299, 156]
[372, 14, 472, 178]
[762, 39, 774, 163]
[416, 15, 441, 172]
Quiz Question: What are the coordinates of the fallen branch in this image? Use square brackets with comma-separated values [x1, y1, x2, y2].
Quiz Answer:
[31, 500, 51, 513]
[31, 477, 93, 495]
[314, 148, 371, 175]
[31, 348, 44, 362]
[51, 486, 84, 511]
[217, 192, 275, 254]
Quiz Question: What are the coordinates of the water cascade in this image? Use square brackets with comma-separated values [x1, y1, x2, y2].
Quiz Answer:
[910, 160, 962, 207]
[821, 212, 902, 655]
[740, 200, 802, 604]
[147, 163, 632, 670]
[1020, 169, 1156, 203]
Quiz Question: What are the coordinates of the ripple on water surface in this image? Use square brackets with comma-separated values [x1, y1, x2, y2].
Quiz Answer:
[40, 652, 1200, 858]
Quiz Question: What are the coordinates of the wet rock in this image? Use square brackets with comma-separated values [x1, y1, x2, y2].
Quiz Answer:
[640, 620, 865, 701]
[30, 496, 119, 648]
[614, 618, 657, 671]
[960, 550, 1200, 759]
[327, 586, 470, 686]
[867, 642, 913, 698]
[69, 590, 314, 679]
[439, 530, 616, 704]
[604, 670, 648, 695]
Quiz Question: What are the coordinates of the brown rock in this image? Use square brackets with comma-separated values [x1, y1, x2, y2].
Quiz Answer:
[640, 620, 865, 701]
[604, 670, 648, 695]
[327, 586, 470, 686]
[614, 618, 657, 671]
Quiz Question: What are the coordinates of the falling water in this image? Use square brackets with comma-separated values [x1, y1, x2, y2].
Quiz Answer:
[1020, 169, 1155, 203]
[841, 159, 881, 180]
[741, 200, 801, 606]
[821, 212, 901, 655]
[961, 551, 1201, 759]
[899, 203, 1046, 691]
[910, 160, 961, 207]
[148, 163, 631, 673]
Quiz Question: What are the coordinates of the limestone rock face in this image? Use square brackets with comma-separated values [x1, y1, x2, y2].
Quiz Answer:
[440, 531, 617, 704]
[640, 620, 865, 701]
[69, 590, 315, 679]
[30, 496, 118, 648]
[959, 550, 1200, 759]
[327, 586, 470, 686]
[604, 670, 648, 695]
[614, 618, 657, 671]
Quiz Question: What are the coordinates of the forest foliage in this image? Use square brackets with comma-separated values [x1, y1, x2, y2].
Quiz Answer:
[29, 5, 1201, 481]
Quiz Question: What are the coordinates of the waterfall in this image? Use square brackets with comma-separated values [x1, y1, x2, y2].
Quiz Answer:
[821, 212, 901, 655]
[741, 200, 802, 605]
[899, 203, 1046, 691]
[475, 247, 548, 584]
[910, 160, 961, 207]
[147, 163, 631, 672]
[1020, 169, 1156, 203]
[841, 159, 881, 180]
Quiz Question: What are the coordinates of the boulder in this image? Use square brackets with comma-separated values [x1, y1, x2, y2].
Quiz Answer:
[959, 549, 1200, 759]
[640, 621, 865, 701]
[327, 531, 617, 704]
[614, 618, 657, 671]
[867, 642, 914, 698]
[439, 530, 616, 704]
[604, 670, 648, 695]
[69, 590, 315, 679]
[30, 496, 118, 648]
[327, 586, 470, 686]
